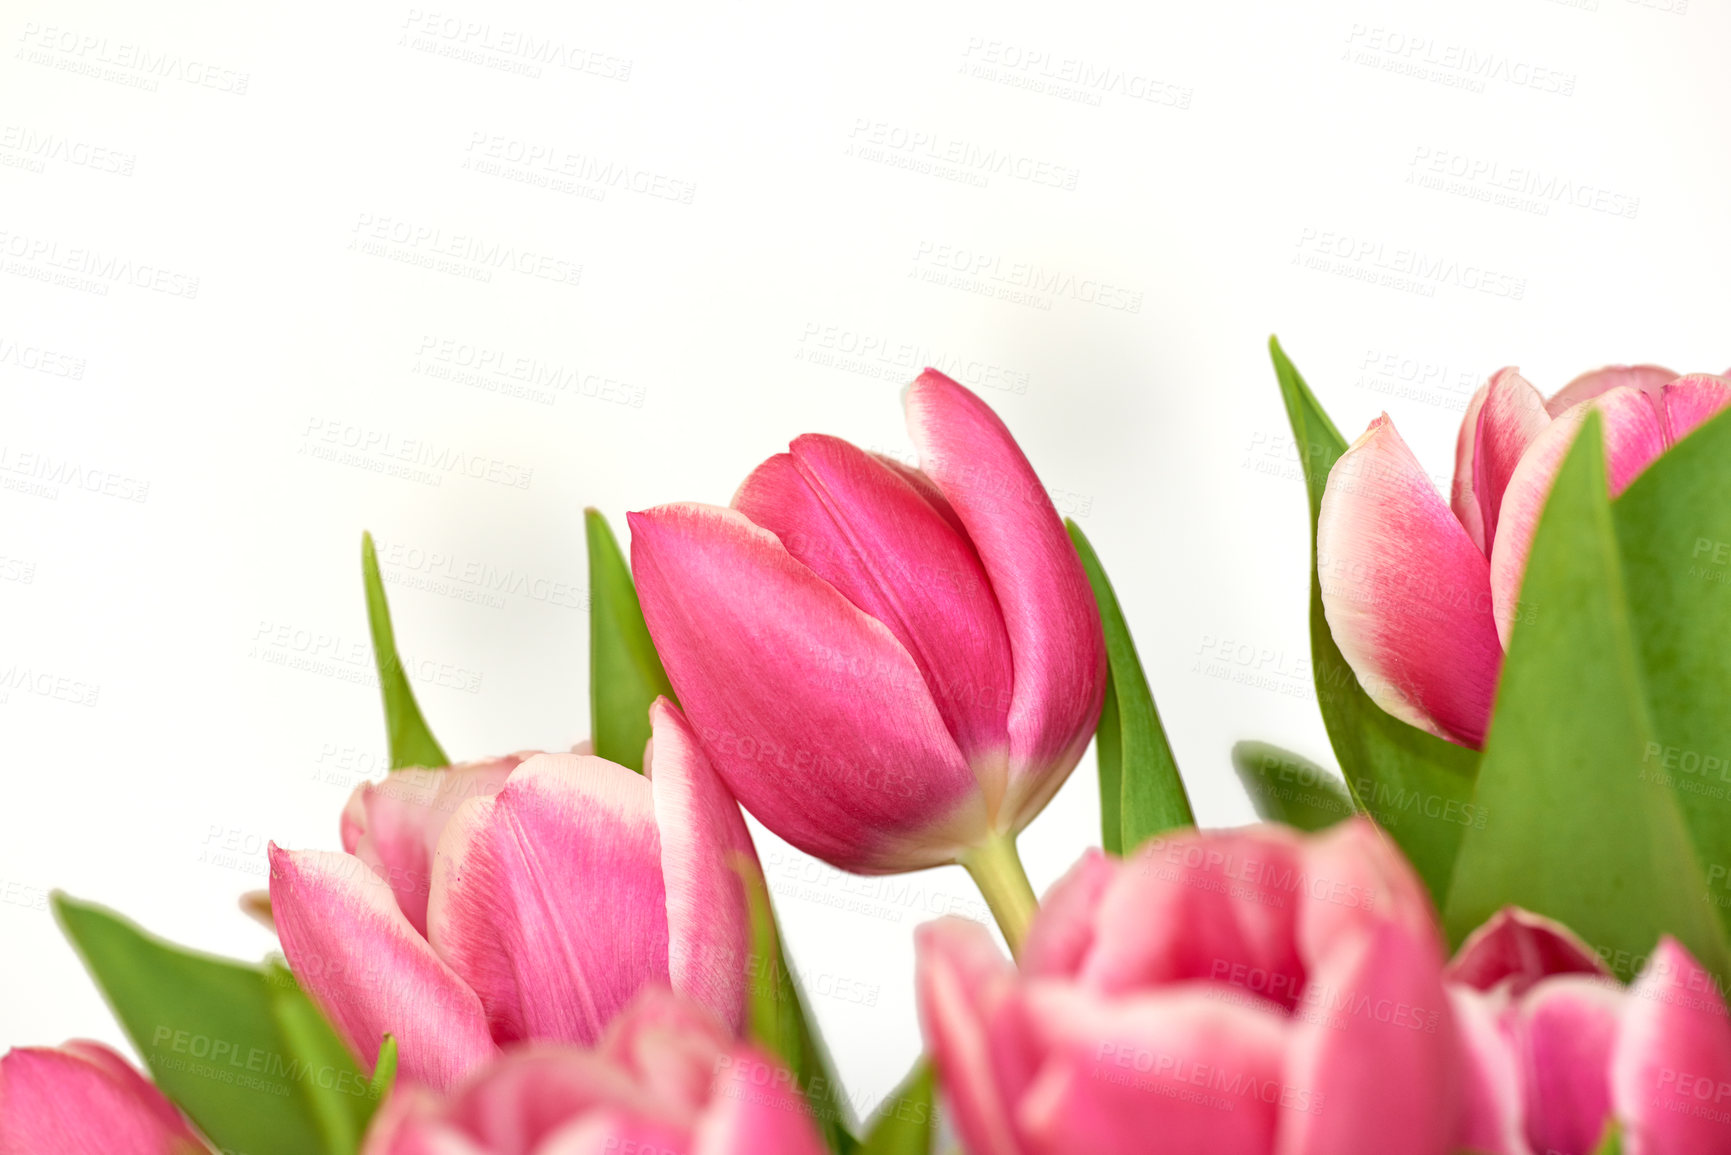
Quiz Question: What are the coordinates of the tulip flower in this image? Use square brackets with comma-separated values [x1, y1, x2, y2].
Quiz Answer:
[0, 1040, 209, 1154]
[361, 986, 827, 1155]
[1448, 907, 1731, 1155]
[1318, 365, 1731, 747]
[629, 369, 1106, 947]
[915, 819, 1469, 1155]
[268, 699, 759, 1091]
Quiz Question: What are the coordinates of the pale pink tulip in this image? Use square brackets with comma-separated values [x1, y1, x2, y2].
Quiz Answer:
[269, 700, 759, 1091]
[1449, 907, 1731, 1155]
[0, 1040, 208, 1154]
[1318, 365, 1731, 747]
[361, 987, 828, 1155]
[628, 369, 1105, 874]
[915, 820, 1469, 1155]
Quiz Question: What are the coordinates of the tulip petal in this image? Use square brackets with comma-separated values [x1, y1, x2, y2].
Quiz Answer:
[1021, 848, 1114, 979]
[904, 370, 1107, 830]
[1661, 374, 1731, 444]
[646, 700, 759, 1034]
[1517, 976, 1623, 1155]
[1082, 828, 1308, 1012]
[599, 986, 733, 1118]
[1489, 388, 1667, 647]
[629, 503, 986, 872]
[1448, 988, 1529, 1155]
[693, 1046, 831, 1155]
[0, 1042, 204, 1155]
[1296, 819, 1441, 968]
[1611, 938, 1731, 1155]
[1015, 985, 1289, 1155]
[541, 1112, 695, 1155]
[429, 755, 673, 1048]
[1452, 369, 1551, 553]
[1317, 416, 1504, 747]
[444, 1047, 671, 1154]
[916, 918, 1026, 1155]
[1281, 922, 1459, 1155]
[734, 435, 1015, 773]
[1545, 365, 1676, 417]
[268, 846, 498, 1091]
[1447, 906, 1611, 995]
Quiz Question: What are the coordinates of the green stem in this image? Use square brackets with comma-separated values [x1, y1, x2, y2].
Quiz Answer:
[959, 832, 1038, 958]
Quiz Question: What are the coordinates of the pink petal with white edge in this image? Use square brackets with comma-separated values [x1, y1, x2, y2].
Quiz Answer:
[733, 434, 1014, 774]
[428, 755, 672, 1048]
[444, 1047, 672, 1154]
[599, 987, 733, 1119]
[1281, 922, 1461, 1155]
[1447, 906, 1611, 996]
[1454, 369, 1552, 553]
[1448, 988, 1530, 1155]
[1452, 383, 1494, 553]
[1612, 938, 1731, 1155]
[540, 1112, 695, 1155]
[629, 503, 986, 873]
[1295, 819, 1442, 966]
[915, 917, 1026, 1155]
[904, 370, 1107, 832]
[692, 1046, 830, 1155]
[1317, 416, 1505, 748]
[1488, 387, 1667, 648]
[0, 1042, 205, 1155]
[646, 699, 759, 1034]
[1661, 374, 1731, 444]
[1081, 828, 1308, 1011]
[267, 846, 498, 1091]
[1015, 984, 1288, 1155]
[1020, 848, 1115, 980]
[1545, 365, 1677, 417]
[1517, 975, 1624, 1155]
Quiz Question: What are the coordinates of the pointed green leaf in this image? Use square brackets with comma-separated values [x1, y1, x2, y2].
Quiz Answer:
[362, 531, 448, 770]
[1066, 519, 1193, 853]
[1269, 337, 1480, 902]
[741, 863, 858, 1153]
[370, 1034, 398, 1100]
[858, 1061, 933, 1155]
[268, 962, 385, 1153]
[55, 895, 371, 1155]
[1231, 741, 1355, 831]
[1442, 414, 1731, 978]
[1591, 1118, 1623, 1155]
[586, 509, 677, 772]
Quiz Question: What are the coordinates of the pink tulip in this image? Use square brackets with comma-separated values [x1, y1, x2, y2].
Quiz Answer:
[1318, 365, 1731, 747]
[915, 819, 1469, 1155]
[268, 700, 759, 1091]
[627, 369, 1106, 877]
[361, 987, 828, 1155]
[0, 1040, 208, 1154]
[1449, 908, 1731, 1155]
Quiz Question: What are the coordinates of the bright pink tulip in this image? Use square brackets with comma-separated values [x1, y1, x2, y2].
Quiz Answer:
[269, 700, 759, 1091]
[0, 1040, 208, 1154]
[1449, 907, 1731, 1155]
[361, 987, 828, 1155]
[915, 820, 1469, 1155]
[628, 369, 1106, 874]
[1318, 365, 1731, 747]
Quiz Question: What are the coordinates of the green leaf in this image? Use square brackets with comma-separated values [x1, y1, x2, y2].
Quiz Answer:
[1441, 414, 1731, 978]
[1269, 337, 1481, 902]
[1592, 1118, 1624, 1155]
[858, 1061, 933, 1155]
[362, 531, 448, 770]
[268, 962, 385, 1153]
[1231, 741, 1355, 831]
[586, 509, 677, 772]
[55, 895, 374, 1155]
[1066, 519, 1193, 853]
[740, 863, 858, 1153]
[370, 1035, 398, 1100]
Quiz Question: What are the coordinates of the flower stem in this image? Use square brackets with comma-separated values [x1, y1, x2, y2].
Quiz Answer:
[960, 832, 1038, 958]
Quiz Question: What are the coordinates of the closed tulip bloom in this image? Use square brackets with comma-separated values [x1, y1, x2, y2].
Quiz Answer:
[915, 820, 1469, 1155]
[361, 988, 828, 1155]
[268, 700, 759, 1091]
[1318, 365, 1731, 747]
[1449, 908, 1731, 1155]
[628, 370, 1105, 901]
[0, 1040, 208, 1154]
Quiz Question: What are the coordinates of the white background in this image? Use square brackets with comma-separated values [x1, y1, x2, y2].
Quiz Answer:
[3, 0, 1727, 1124]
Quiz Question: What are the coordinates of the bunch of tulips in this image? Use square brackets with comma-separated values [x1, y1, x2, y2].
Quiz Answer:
[6, 358, 1731, 1155]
